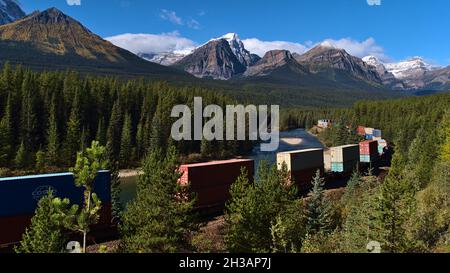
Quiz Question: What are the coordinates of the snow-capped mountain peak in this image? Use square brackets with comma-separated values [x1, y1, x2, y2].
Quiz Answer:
[385, 57, 436, 80]
[210, 32, 256, 66]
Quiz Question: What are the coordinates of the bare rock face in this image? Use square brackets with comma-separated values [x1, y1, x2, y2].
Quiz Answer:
[295, 44, 382, 84]
[244, 50, 308, 77]
[173, 39, 246, 80]
[0, 0, 25, 25]
[423, 66, 450, 90]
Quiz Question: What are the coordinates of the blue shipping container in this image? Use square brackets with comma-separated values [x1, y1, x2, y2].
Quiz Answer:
[365, 134, 374, 140]
[373, 129, 382, 137]
[0, 171, 111, 217]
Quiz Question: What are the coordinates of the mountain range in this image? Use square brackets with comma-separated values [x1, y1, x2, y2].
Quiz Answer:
[0, 7, 190, 78]
[0, 5, 448, 96]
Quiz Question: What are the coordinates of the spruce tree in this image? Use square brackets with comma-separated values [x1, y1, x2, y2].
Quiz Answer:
[64, 94, 82, 164]
[46, 94, 59, 166]
[120, 146, 196, 253]
[107, 99, 123, 161]
[15, 191, 69, 253]
[225, 162, 297, 253]
[305, 170, 332, 235]
[0, 93, 13, 165]
[119, 114, 133, 168]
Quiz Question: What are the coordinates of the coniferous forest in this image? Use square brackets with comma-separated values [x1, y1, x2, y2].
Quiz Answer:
[1, 63, 449, 254]
[0, 63, 251, 176]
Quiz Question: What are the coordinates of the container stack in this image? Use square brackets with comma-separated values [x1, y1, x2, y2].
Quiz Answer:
[373, 129, 382, 138]
[377, 139, 388, 155]
[277, 148, 324, 190]
[359, 141, 379, 163]
[330, 144, 360, 173]
[357, 126, 366, 136]
[318, 119, 332, 129]
[179, 159, 254, 211]
[364, 128, 375, 140]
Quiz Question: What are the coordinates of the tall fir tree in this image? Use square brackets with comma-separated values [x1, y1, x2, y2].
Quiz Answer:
[120, 146, 196, 253]
[119, 113, 133, 168]
[305, 171, 332, 235]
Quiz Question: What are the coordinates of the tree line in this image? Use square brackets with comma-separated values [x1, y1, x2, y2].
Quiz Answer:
[0, 63, 252, 176]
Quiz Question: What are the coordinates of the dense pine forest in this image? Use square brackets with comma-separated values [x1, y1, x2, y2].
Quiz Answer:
[0, 64, 252, 176]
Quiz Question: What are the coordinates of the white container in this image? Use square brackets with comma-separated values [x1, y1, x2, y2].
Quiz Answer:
[331, 144, 360, 163]
[277, 148, 324, 171]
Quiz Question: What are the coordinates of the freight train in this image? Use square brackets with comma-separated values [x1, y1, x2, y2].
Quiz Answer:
[0, 171, 112, 249]
[0, 136, 389, 248]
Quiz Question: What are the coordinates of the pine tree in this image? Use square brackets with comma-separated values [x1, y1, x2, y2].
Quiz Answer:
[15, 191, 69, 253]
[305, 171, 332, 235]
[46, 94, 59, 166]
[119, 114, 133, 168]
[107, 99, 123, 161]
[374, 166, 415, 253]
[64, 94, 82, 164]
[0, 93, 13, 165]
[120, 146, 196, 253]
[15, 141, 28, 169]
[20, 73, 38, 151]
[67, 141, 108, 253]
[225, 162, 297, 253]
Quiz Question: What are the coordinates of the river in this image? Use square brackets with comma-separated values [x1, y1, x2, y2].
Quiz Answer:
[119, 128, 324, 206]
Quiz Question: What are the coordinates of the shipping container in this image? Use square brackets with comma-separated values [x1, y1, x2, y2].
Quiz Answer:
[357, 126, 366, 136]
[360, 154, 379, 163]
[0, 172, 112, 247]
[372, 136, 382, 141]
[179, 159, 254, 210]
[291, 167, 324, 191]
[318, 119, 332, 129]
[359, 141, 379, 156]
[0, 203, 112, 247]
[373, 129, 382, 138]
[0, 171, 111, 217]
[364, 128, 375, 135]
[330, 144, 360, 163]
[331, 160, 359, 173]
[277, 148, 324, 172]
[378, 139, 388, 155]
[365, 134, 374, 140]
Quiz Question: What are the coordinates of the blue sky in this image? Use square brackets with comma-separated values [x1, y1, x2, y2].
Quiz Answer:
[20, 0, 450, 66]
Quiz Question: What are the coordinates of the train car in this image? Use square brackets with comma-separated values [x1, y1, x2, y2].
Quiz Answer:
[179, 159, 254, 213]
[277, 148, 324, 191]
[0, 171, 111, 248]
[330, 144, 360, 174]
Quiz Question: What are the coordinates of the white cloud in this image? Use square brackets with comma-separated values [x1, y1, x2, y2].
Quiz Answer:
[242, 38, 308, 57]
[187, 19, 200, 30]
[159, 9, 201, 29]
[160, 9, 183, 25]
[243, 37, 388, 61]
[66, 0, 81, 6]
[105, 31, 198, 55]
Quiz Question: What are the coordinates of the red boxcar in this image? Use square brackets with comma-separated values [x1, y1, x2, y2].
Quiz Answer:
[179, 159, 254, 211]
[359, 140, 378, 155]
[0, 203, 111, 248]
[291, 167, 325, 191]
